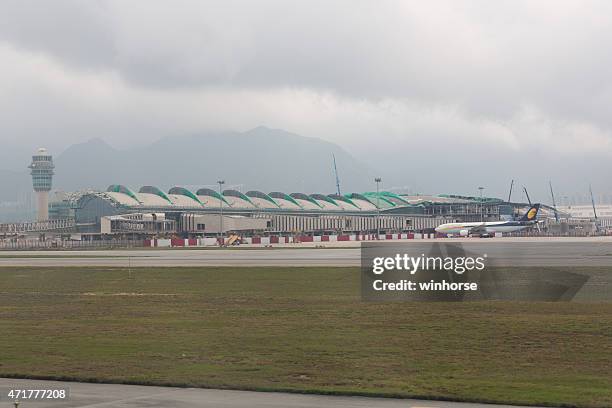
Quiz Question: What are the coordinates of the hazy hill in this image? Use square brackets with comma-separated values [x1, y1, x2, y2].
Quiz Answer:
[53, 127, 372, 194]
[0, 169, 30, 201]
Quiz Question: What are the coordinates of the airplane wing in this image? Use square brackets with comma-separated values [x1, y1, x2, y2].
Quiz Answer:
[466, 223, 488, 235]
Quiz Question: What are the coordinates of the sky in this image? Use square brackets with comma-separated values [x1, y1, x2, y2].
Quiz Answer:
[1, 0, 611, 201]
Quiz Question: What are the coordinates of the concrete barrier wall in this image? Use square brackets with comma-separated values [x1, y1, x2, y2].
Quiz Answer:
[166, 232, 436, 247]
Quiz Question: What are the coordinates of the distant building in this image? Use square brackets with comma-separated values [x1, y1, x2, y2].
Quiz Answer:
[558, 205, 612, 229]
[61, 184, 541, 236]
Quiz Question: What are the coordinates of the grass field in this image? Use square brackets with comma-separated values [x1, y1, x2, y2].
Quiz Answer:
[0, 266, 610, 407]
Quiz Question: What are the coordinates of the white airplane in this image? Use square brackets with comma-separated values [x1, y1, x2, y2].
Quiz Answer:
[435, 204, 540, 237]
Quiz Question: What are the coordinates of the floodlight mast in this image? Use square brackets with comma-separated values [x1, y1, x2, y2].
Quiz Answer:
[375, 178, 382, 238]
[478, 186, 484, 222]
[217, 180, 225, 244]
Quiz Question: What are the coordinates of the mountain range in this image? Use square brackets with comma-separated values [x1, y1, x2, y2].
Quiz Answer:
[1, 127, 373, 201]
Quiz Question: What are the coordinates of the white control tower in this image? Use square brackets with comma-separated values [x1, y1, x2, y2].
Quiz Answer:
[29, 148, 55, 221]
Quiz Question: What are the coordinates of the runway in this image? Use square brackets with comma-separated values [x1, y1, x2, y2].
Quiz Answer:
[0, 378, 541, 408]
[0, 237, 611, 267]
[0, 248, 358, 266]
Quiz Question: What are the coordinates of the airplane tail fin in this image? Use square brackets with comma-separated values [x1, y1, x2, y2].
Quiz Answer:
[519, 203, 540, 222]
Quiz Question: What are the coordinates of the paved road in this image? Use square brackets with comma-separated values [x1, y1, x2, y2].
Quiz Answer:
[0, 378, 541, 408]
[0, 248, 358, 267]
[0, 237, 611, 267]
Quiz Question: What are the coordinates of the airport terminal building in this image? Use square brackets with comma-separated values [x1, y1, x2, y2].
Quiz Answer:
[56, 184, 542, 238]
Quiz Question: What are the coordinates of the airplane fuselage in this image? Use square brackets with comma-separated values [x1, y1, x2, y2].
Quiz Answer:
[435, 220, 536, 236]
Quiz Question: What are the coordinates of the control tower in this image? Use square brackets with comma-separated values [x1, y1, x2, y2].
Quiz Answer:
[29, 148, 55, 221]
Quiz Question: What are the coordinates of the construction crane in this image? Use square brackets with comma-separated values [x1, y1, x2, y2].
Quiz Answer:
[507, 179, 514, 202]
[332, 153, 341, 195]
[589, 184, 600, 232]
[523, 186, 532, 205]
[522, 185, 541, 232]
[549, 181, 559, 222]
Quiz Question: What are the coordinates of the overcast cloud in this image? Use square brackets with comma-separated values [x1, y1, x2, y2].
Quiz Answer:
[1, 0, 611, 200]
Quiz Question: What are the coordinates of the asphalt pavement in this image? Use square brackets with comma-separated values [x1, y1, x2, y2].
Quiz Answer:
[0, 236, 611, 267]
[0, 378, 542, 408]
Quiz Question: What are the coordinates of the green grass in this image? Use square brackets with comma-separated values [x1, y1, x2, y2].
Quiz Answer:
[0, 266, 610, 407]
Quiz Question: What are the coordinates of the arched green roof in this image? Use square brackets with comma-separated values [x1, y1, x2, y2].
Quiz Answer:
[168, 187, 204, 206]
[290, 193, 323, 208]
[378, 191, 410, 205]
[362, 192, 396, 207]
[246, 191, 281, 208]
[345, 192, 372, 202]
[107, 184, 141, 203]
[328, 194, 360, 209]
[310, 193, 339, 206]
[347, 192, 392, 209]
[269, 192, 302, 208]
[139, 186, 172, 204]
[223, 189, 255, 206]
[196, 188, 230, 205]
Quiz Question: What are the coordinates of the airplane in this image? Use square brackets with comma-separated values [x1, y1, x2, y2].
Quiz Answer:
[435, 204, 540, 237]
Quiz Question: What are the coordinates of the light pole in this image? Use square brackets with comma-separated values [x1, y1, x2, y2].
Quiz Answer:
[217, 180, 225, 245]
[478, 186, 484, 222]
[375, 177, 382, 238]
